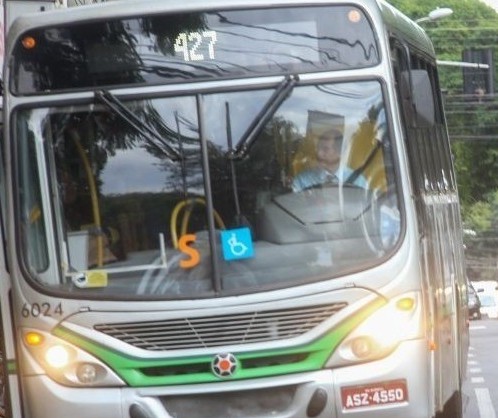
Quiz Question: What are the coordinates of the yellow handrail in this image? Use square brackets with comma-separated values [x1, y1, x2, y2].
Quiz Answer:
[170, 198, 225, 249]
[69, 130, 104, 267]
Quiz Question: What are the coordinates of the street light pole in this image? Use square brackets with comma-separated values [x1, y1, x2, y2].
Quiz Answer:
[437, 61, 490, 70]
[416, 7, 453, 24]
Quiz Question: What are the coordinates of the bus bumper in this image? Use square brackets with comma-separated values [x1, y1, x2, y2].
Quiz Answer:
[21, 339, 432, 418]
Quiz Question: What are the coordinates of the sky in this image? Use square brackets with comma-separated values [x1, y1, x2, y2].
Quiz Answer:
[480, 0, 498, 11]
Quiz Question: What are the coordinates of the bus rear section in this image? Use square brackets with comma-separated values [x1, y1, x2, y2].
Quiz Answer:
[0, 0, 467, 417]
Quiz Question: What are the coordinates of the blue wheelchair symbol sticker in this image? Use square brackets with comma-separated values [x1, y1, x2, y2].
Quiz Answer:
[221, 227, 254, 261]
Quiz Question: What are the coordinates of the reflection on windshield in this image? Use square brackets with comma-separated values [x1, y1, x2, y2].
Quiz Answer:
[16, 80, 401, 299]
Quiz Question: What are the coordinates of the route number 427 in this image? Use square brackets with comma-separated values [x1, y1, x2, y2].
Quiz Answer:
[174, 30, 218, 62]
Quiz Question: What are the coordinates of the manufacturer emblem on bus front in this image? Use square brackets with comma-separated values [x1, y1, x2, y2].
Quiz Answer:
[211, 353, 238, 378]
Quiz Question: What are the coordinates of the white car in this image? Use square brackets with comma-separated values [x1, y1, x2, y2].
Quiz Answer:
[479, 294, 498, 319]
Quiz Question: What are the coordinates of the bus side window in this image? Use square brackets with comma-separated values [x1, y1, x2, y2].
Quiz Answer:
[398, 71, 416, 127]
[399, 69, 436, 129]
[391, 42, 434, 128]
[409, 70, 436, 127]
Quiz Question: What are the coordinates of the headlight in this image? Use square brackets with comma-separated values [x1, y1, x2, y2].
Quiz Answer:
[326, 291, 423, 367]
[21, 328, 125, 387]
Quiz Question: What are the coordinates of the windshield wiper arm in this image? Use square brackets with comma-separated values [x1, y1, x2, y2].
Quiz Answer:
[95, 90, 181, 161]
[229, 74, 298, 160]
[345, 139, 383, 186]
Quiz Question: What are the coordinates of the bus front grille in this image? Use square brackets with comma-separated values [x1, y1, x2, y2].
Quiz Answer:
[94, 303, 347, 350]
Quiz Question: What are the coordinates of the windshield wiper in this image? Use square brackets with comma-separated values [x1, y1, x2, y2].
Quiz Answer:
[345, 139, 383, 186]
[95, 90, 181, 161]
[229, 74, 298, 160]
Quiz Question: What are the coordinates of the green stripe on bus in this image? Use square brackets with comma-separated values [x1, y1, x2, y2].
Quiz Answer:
[53, 298, 385, 387]
[6, 360, 17, 374]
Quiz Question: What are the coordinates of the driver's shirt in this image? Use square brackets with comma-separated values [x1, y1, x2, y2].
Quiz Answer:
[292, 166, 368, 192]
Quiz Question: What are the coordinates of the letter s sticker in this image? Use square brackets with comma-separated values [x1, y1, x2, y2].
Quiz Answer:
[179, 234, 200, 268]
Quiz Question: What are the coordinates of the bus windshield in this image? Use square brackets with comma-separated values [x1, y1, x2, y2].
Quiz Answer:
[16, 79, 401, 298]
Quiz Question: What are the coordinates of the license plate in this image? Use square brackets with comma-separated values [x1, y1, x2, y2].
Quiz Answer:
[341, 379, 408, 410]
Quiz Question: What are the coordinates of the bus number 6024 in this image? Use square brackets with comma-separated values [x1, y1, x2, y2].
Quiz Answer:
[21, 302, 63, 318]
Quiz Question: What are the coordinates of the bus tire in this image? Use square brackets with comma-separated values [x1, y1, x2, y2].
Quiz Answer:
[437, 390, 463, 418]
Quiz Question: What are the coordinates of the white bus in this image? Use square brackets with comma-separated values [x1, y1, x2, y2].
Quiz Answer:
[0, 0, 468, 417]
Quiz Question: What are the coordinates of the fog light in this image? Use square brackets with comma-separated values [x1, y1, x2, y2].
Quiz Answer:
[307, 388, 328, 417]
[76, 363, 98, 384]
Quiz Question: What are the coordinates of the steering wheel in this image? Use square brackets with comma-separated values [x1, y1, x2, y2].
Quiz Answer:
[360, 185, 400, 256]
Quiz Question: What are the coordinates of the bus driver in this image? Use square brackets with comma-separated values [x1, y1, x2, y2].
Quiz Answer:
[292, 128, 368, 192]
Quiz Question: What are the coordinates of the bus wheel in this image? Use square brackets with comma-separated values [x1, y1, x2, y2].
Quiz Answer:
[437, 390, 463, 418]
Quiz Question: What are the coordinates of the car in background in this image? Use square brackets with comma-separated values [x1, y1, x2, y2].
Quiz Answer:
[472, 280, 498, 295]
[479, 293, 498, 319]
[468, 284, 482, 320]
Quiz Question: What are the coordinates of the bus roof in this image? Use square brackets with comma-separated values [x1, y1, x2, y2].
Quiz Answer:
[378, 0, 435, 57]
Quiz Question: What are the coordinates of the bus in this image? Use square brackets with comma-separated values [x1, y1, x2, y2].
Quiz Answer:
[0, 0, 468, 417]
